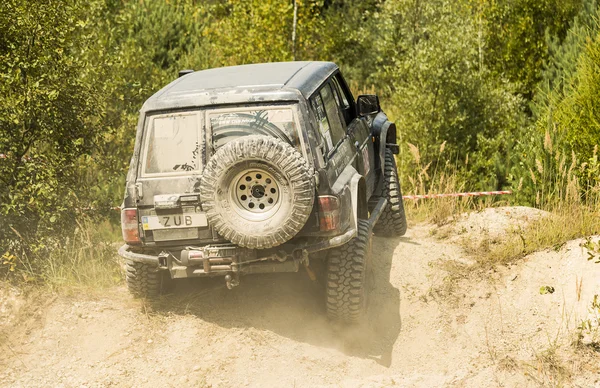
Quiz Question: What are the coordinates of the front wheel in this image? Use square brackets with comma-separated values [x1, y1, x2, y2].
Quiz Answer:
[373, 149, 407, 237]
[325, 219, 372, 323]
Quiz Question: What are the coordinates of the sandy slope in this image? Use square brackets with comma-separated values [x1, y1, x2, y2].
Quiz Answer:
[1, 207, 599, 387]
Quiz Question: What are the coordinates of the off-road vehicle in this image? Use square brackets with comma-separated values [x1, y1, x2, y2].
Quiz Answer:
[118, 61, 407, 322]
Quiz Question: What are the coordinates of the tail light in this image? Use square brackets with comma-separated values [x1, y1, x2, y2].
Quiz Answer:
[121, 208, 141, 244]
[318, 195, 340, 231]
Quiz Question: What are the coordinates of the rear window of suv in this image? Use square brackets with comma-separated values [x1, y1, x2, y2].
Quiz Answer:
[208, 107, 299, 149]
[141, 111, 203, 176]
[140, 105, 303, 177]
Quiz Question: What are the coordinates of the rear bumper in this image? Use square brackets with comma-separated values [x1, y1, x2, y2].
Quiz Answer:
[117, 232, 353, 278]
[119, 243, 310, 278]
[118, 198, 388, 278]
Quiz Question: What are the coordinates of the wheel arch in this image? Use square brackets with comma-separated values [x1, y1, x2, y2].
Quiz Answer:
[350, 173, 368, 230]
[372, 112, 398, 171]
[332, 165, 368, 232]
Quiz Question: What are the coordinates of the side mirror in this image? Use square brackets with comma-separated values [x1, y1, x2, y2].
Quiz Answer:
[357, 95, 380, 116]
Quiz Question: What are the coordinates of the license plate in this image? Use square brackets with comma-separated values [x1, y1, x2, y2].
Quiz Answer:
[142, 213, 208, 230]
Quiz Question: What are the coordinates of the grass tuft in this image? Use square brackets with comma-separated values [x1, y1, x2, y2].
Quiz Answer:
[401, 137, 600, 267]
[37, 218, 123, 293]
[466, 205, 600, 268]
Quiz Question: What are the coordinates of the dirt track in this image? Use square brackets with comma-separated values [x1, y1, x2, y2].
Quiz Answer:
[1, 207, 599, 387]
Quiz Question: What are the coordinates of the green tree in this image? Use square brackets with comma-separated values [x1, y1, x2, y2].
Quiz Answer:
[555, 33, 600, 162]
[0, 0, 103, 244]
[366, 0, 527, 192]
[509, 1, 600, 205]
[537, 0, 598, 103]
[478, 0, 581, 100]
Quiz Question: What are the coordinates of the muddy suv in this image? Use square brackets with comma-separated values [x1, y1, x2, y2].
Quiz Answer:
[118, 61, 406, 322]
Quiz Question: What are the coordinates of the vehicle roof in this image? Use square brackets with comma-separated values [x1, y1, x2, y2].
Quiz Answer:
[141, 61, 339, 112]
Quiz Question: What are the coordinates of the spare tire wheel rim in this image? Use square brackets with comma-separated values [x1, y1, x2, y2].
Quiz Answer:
[200, 135, 314, 249]
[229, 167, 284, 221]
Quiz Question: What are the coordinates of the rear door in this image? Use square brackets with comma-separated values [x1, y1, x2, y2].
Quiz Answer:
[135, 110, 211, 243]
[309, 74, 376, 198]
[330, 73, 376, 197]
[135, 105, 308, 244]
[309, 83, 354, 189]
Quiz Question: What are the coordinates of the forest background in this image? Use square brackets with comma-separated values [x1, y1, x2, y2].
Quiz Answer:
[1, 0, 599, 282]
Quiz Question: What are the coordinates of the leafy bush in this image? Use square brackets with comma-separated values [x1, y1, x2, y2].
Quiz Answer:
[0, 0, 104, 271]
[361, 0, 528, 192]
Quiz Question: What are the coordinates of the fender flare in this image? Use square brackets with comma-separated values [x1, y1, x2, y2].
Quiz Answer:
[372, 112, 398, 171]
[349, 173, 368, 230]
[332, 165, 368, 231]
[378, 121, 397, 167]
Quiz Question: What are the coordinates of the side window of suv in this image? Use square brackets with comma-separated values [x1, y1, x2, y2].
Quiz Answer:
[310, 93, 333, 151]
[331, 74, 355, 125]
[310, 84, 346, 154]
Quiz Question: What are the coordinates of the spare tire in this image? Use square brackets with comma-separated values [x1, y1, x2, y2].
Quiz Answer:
[200, 135, 314, 249]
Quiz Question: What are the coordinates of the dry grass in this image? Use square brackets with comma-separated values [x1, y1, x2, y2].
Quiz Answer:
[401, 139, 600, 268]
[399, 140, 508, 226]
[524, 346, 572, 387]
[38, 218, 123, 293]
[465, 205, 600, 269]
[522, 324, 599, 388]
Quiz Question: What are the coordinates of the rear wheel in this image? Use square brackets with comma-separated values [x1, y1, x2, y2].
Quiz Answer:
[373, 149, 407, 237]
[125, 261, 173, 299]
[325, 219, 372, 323]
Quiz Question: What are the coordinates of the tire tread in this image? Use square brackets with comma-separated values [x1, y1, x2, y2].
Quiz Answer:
[373, 149, 407, 237]
[125, 261, 171, 299]
[325, 219, 371, 323]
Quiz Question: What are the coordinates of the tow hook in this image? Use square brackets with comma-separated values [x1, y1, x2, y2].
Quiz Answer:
[225, 273, 240, 290]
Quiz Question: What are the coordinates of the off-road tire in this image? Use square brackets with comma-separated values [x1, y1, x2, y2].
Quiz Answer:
[326, 219, 372, 323]
[373, 149, 407, 237]
[200, 135, 314, 249]
[125, 261, 172, 299]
